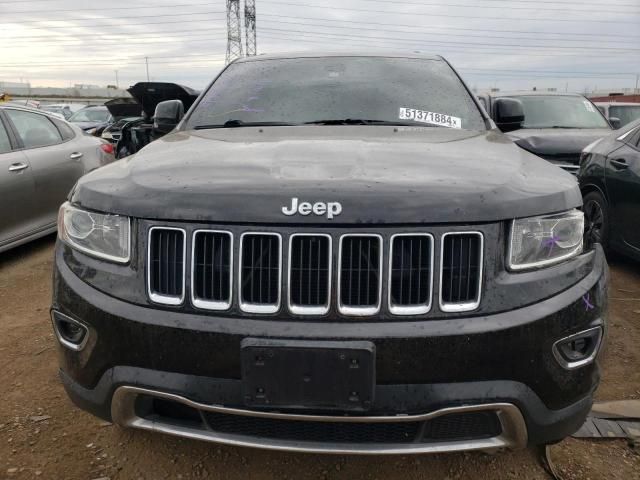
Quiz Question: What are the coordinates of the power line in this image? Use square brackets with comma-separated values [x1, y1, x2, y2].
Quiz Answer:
[261, 1, 640, 24]
[10, 19, 638, 50]
[257, 26, 640, 53]
[4, 25, 227, 40]
[349, 0, 640, 15]
[2, 1, 221, 14]
[258, 13, 640, 39]
[5, 10, 638, 41]
[1, 11, 226, 27]
[256, 18, 640, 46]
[255, 20, 637, 50]
[2, 32, 224, 47]
[258, 31, 631, 58]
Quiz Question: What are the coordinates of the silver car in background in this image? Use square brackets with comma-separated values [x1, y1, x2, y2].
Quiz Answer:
[0, 105, 116, 253]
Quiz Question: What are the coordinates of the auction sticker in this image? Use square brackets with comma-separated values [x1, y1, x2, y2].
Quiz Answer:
[399, 107, 462, 129]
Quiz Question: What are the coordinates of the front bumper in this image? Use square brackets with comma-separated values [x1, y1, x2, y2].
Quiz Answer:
[52, 244, 608, 453]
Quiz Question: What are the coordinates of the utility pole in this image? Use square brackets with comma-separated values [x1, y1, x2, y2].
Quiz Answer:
[636, 74, 639, 93]
[145, 57, 150, 82]
[226, 0, 243, 64]
[115, 70, 119, 89]
[244, 0, 257, 57]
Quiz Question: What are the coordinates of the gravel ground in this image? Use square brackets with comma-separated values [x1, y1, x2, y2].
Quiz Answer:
[1, 235, 639, 480]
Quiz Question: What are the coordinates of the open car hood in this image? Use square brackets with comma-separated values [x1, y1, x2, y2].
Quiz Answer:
[104, 98, 142, 119]
[127, 82, 200, 118]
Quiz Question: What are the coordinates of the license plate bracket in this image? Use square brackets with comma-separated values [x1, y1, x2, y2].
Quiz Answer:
[241, 339, 375, 412]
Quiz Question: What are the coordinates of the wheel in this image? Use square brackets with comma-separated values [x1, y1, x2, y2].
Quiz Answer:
[583, 191, 609, 250]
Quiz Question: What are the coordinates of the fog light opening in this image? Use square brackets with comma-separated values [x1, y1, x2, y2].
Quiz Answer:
[552, 326, 602, 369]
[51, 311, 89, 351]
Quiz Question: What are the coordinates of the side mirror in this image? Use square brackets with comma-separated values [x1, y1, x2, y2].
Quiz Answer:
[153, 100, 184, 134]
[494, 98, 525, 133]
[609, 117, 621, 130]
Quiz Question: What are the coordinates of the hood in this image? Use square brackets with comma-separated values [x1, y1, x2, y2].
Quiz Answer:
[104, 97, 142, 119]
[127, 82, 200, 118]
[72, 126, 581, 224]
[508, 128, 612, 163]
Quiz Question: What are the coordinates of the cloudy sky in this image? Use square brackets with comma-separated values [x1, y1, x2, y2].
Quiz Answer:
[0, 0, 638, 92]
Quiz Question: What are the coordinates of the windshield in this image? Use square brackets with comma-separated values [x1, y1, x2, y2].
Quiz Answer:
[610, 105, 640, 128]
[510, 95, 609, 129]
[69, 108, 110, 123]
[186, 57, 486, 131]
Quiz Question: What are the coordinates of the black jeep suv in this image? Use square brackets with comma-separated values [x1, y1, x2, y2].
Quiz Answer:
[52, 53, 608, 455]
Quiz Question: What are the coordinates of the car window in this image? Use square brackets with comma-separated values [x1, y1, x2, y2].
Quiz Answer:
[187, 57, 487, 131]
[6, 109, 63, 148]
[609, 105, 640, 128]
[0, 118, 12, 153]
[506, 95, 610, 129]
[69, 108, 110, 123]
[52, 118, 76, 140]
[631, 127, 640, 148]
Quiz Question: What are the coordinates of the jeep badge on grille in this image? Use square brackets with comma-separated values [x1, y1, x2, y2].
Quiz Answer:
[282, 198, 342, 220]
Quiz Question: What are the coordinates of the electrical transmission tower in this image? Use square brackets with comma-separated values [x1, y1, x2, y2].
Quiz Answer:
[244, 0, 257, 57]
[225, 0, 243, 65]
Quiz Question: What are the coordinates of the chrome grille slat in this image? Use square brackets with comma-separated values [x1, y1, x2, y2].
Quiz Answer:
[191, 230, 233, 310]
[389, 234, 434, 315]
[239, 232, 282, 314]
[439, 232, 483, 312]
[288, 234, 332, 315]
[338, 234, 383, 316]
[147, 227, 186, 305]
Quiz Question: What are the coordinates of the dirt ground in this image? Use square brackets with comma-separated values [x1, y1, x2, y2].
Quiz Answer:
[0, 235, 639, 480]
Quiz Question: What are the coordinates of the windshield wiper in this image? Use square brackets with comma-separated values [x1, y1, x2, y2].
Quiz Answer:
[194, 119, 296, 129]
[303, 119, 433, 126]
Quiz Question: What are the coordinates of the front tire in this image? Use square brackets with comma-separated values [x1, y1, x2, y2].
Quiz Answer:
[583, 191, 609, 251]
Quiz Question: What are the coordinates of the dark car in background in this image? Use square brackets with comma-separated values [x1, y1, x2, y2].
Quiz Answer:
[113, 82, 199, 158]
[68, 105, 113, 136]
[101, 97, 143, 144]
[595, 102, 640, 128]
[478, 92, 613, 174]
[579, 119, 640, 260]
[52, 53, 607, 454]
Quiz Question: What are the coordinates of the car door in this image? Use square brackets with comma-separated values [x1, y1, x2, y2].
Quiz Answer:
[0, 112, 39, 246]
[4, 108, 85, 229]
[605, 126, 640, 250]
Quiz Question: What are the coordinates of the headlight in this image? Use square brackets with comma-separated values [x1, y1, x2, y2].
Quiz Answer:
[85, 127, 97, 135]
[508, 209, 584, 271]
[101, 131, 113, 140]
[58, 202, 130, 263]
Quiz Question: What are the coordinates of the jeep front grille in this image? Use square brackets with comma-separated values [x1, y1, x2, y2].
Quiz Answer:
[440, 232, 483, 312]
[146, 226, 484, 316]
[288, 234, 332, 315]
[389, 234, 434, 315]
[239, 233, 282, 313]
[147, 227, 186, 305]
[338, 235, 383, 316]
[191, 230, 233, 310]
